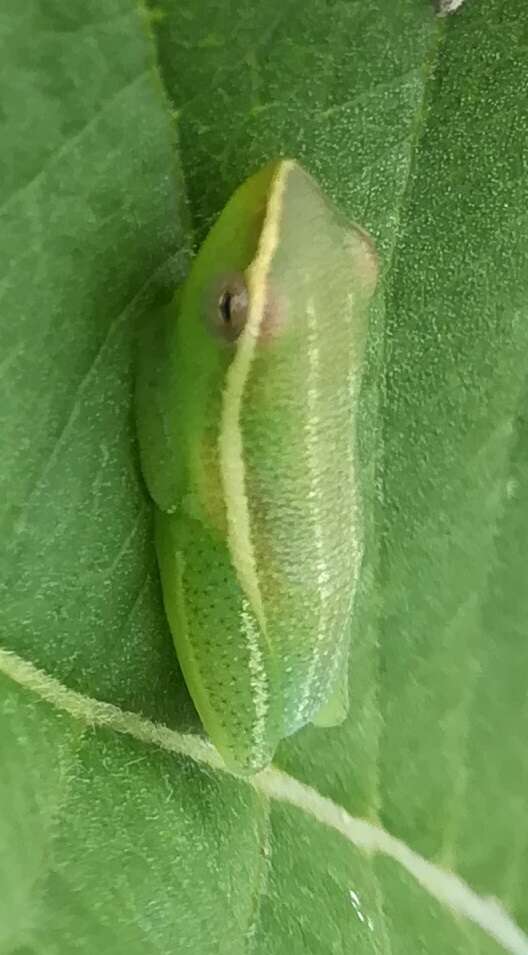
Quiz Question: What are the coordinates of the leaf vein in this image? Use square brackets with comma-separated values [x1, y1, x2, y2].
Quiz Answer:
[1, 647, 527, 955]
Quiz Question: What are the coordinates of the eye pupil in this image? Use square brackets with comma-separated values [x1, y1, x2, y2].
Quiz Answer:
[219, 291, 232, 324]
[207, 272, 248, 342]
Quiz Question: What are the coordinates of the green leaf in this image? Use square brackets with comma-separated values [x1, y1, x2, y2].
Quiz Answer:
[2, 0, 528, 952]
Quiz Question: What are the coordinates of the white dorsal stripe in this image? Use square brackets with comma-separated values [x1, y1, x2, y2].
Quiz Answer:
[2, 646, 528, 955]
[240, 598, 269, 758]
[218, 160, 294, 634]
[295, 297, 333, 722]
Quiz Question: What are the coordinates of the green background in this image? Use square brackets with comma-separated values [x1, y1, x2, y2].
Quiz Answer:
[1, 0, 528, 951]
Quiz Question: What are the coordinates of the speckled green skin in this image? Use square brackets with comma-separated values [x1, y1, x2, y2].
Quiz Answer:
[136, 160, 377, 773]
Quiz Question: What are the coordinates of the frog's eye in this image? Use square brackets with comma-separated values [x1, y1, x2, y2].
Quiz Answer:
[207, 272, 249, 342]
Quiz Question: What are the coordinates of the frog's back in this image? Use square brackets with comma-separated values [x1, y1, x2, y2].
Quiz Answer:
[219, 161, 377, 735]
